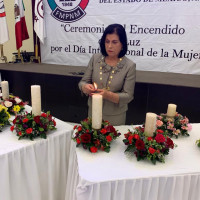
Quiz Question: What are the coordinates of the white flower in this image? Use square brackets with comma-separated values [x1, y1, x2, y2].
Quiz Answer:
[4, 101, 13, 108]
[15, 97, 22, 104]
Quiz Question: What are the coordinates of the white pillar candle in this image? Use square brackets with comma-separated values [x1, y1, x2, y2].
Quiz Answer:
[92, 94, 103, 129]
[31, 85, 41, 116]
[144, 112, 157, 137]
[167, 104, 177, 117]
[1, 81, 9, 100]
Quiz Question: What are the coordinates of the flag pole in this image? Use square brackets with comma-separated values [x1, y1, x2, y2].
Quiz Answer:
[35, 36, 38, 59]
[17, 48, 24, 63]
[18, 48, 20, 58]
[31, 35, 41, 63]
[0, 44, 8, 63]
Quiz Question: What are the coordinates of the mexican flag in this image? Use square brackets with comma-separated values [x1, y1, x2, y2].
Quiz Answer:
[14, 0, 29, 50]
[0, 0, 9, 44]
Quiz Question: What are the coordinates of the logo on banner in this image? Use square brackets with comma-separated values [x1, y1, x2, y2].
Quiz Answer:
[47, 0, 89, 23]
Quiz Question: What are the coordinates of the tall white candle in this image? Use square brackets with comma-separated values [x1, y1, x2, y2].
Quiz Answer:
[1, 81, 9, 100]
[167, 104, 177, 117]
[92, 94, 103, 129]
[31, 85, 41, 116]
[144, 112, 157, 137]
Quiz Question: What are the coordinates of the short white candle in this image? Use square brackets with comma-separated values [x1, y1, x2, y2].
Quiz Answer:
[167, 104, 177, 117]
[31, 85, 41, 116]
[1, 81, 9, 100]
[92, 94, 103, 129]
[144, 112, 157, 137]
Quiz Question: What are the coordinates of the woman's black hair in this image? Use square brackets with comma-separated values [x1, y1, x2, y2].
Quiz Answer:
[99, 24, 127, 58]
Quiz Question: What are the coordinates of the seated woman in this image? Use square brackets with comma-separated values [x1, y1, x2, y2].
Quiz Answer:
[79, 24, 136, 125]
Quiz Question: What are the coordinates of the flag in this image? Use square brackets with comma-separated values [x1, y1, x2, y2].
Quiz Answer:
[14, 0, 29, 50]
[0, 0, 9, 44]
[34, 0, 45, 43]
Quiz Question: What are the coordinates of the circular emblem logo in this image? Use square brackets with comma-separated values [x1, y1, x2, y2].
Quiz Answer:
[47, 0, 89, 23]
[37, 0, 44, 18]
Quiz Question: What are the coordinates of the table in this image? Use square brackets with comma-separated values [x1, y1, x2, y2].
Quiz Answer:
[0, 109, 74, 200]
[66, 124, 200, 200]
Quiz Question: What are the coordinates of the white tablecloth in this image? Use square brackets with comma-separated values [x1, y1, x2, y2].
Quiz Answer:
[0, 109, 74, 200]
[66, 124, 200, 200]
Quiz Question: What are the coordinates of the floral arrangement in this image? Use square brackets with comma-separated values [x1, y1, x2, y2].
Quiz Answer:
[72, 118, 121, 153]
[0, 105, 10, 131]
[10, 111, 56, 140]
[156, 113, 192, 138]
[1, 94, 28, 115]
[123, 126, 175, 164]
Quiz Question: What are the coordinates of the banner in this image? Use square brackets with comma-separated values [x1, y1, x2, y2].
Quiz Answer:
[41, 1, 200, 75]
[14, 0, 29, 50]
[0, 0, 9, 44]
[34, 0, 45, 43]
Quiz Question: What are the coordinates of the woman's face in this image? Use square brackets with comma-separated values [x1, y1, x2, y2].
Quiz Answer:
[105, 33, 122, 59]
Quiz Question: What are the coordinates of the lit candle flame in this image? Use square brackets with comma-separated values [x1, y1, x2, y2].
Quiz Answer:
[93, 82, 98, 90]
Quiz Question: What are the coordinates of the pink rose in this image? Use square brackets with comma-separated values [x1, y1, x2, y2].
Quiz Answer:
[156, 120, 163, 127]
[187, 124, 192, 131]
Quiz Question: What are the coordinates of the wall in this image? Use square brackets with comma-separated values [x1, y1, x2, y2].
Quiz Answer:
[0, 0, 34, 63]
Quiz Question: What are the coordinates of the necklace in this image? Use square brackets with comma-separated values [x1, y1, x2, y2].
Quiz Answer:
[99, 56, 123, 91]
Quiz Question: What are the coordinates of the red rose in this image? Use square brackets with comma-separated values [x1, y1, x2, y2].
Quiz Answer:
[147, 137, 153, 141]
[83, 118, 89, 122]
[135, 139, 145, 150]
[78, 126, 82, 132]
[155, 133, 166, 143]
[90, 146, 98, 153]
[13, 118, 17, 124]
[100, 128, 107, 134]
[105, 125, 116, 133]
[80, 133, 91, 143]
[94, 139, 101, 146]
[10, 125, 14, 132]
[128, 135, 134, 144]
[52, 119, 56, 126]
[157, 129, 164, 134]
[141, 127, 145, 132]
[133, 134, 139, 139]
[41, 113, 47, 117]
[76, 138, 81, 144]
[124, 133, 130, 139]
[149, 147, 156, 154]
[23, 118, 29, 123]
[18, 131, 22, 136]
[73, 125, 77, 130]
[106, 135, 112, 142]
[26, 128, 33, 134]
[34, 116, 41, 124]
[166, 137, 174, 149]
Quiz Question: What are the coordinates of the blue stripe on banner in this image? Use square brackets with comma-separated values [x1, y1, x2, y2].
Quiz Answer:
[47, 0, 56, 11]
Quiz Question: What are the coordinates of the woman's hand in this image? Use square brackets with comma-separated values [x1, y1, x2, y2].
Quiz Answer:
[94, 89, 119, 104]
[82, 84, 96, 95]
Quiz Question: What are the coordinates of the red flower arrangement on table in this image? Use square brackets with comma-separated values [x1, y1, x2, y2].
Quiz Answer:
[10, 111, 56, 140]
[72, 118, 121, 153]
[1, 94, 28, 115]
[156, 113, 192, 138]
[123, 126, 176, 164]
